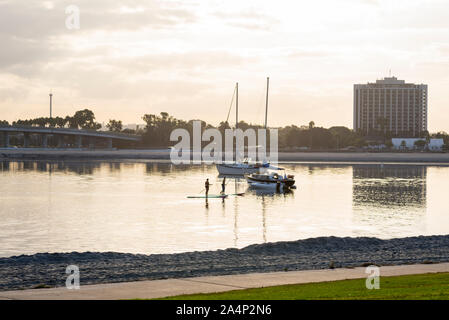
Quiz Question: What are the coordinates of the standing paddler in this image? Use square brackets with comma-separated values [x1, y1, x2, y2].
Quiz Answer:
[221, 177, 226, 194]
[205, 178, 210, 197]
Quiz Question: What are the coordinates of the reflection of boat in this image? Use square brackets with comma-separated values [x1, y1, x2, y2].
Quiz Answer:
[245, 169, 295, 189]
[216, 159, 269, 175]
[247, 186, 294, 196]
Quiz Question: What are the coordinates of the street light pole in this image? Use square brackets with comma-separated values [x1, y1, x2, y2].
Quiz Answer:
[49, 93, 53, 118]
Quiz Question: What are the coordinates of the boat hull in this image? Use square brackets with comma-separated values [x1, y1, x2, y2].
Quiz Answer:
[216, 164, 261, 176]
[247, 181, 284, 190]
[246, 176, 295, 189]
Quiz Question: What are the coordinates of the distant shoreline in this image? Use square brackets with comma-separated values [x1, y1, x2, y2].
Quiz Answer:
[1, 148, 449, 164]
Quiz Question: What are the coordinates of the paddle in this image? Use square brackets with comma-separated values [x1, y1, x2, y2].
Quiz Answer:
[198, 184, 214, 194]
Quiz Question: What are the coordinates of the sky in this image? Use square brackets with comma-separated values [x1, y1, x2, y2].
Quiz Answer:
[1, 0, 449, 131]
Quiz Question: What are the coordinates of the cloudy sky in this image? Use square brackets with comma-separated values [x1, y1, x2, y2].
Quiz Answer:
[1, 0, 449, 131]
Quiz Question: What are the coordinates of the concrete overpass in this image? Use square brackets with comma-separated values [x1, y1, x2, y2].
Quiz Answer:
[0, 125, 141, 149]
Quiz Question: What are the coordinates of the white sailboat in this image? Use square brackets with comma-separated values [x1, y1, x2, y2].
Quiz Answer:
[217, 158, 268, 175]
[216, 78, 271, 176]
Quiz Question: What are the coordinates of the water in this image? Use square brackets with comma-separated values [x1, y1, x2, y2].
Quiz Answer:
[1, 160, 449, 258]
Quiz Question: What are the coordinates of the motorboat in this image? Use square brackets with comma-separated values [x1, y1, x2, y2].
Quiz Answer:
[245, 168, 295, 190]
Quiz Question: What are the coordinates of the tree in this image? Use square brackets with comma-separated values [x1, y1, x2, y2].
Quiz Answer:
[329, 126, 355, 148]
[414, 140, 426, 149]
[106, 119, 123, 132]
[421, 130, 430, 140]
[308, 121, 315, 149]
[65, 116, 77, 128]
[279, 125, 303, 148]
[14, 119, 33, 126]
[218, 121, 231, 133]
[142, 112, 184, 147]
[54, 117, 67, 128]
[72, 109, 101, 130]
[400, 140, 407, 150]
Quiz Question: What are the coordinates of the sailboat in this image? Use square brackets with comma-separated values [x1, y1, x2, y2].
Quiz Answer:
[216, 78, 271, 176]
[217, 159, 268, 175]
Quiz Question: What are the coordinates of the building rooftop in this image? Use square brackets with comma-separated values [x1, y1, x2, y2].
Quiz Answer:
[354, 76, 426, 87]
[375, 77, 405, 85]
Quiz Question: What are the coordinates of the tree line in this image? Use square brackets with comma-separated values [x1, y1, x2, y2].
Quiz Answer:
[5, 109, 102, 131]
[2, 110, 449, 150]
[140, 113, 367, 149]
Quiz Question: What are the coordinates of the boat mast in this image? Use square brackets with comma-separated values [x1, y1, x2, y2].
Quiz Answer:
[264, 77, 269, 129]
[236, 82, 239, 129]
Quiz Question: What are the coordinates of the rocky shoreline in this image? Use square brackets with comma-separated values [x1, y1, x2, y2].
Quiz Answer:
[1, 235, 449, 291]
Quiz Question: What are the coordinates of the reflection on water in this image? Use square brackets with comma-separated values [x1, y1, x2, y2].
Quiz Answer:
[352, 165, 427, 237]
[1, 160, 449, 257]
[353, 166, 426, 207]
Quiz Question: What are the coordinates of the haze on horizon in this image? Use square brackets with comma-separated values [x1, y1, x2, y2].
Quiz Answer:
[1, 0, 449, 132]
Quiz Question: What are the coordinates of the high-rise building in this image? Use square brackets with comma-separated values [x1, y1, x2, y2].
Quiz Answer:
[353, 77, 428, 136]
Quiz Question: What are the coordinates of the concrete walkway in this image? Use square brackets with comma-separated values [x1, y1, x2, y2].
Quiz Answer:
[1, 263, 449, 300]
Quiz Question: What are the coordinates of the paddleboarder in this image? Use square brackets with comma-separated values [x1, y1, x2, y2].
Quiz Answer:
[221, 177, 226, 194]
[205, 178, 210, 197]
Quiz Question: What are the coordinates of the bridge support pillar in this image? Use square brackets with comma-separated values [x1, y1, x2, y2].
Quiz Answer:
[57, 136, 64, 148]
[23, 133, 30, 148]
[42, 135, 48, 148]
[75, 135, 82, 149]
[2, 132, 9, 148]
[106, 138, 113, 149]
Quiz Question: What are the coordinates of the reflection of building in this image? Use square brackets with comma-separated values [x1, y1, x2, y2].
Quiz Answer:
[353, 77, 428, 136]
[352, 165, 427, 208]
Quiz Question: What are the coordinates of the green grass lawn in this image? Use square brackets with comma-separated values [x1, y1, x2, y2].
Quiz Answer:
[158, 272, 449, 300]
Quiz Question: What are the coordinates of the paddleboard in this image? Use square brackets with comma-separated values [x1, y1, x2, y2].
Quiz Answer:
[187, 194, 229, 199]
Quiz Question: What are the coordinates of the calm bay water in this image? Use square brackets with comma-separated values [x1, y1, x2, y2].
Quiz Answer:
[1, 160, 449, 258]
